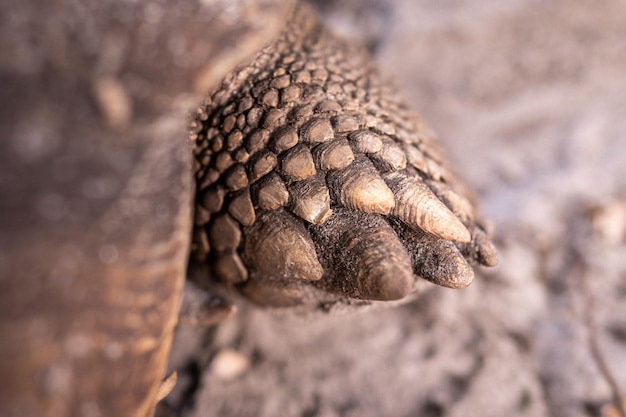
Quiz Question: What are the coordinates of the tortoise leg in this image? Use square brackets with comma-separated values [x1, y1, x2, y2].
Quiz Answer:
[0, 0, 293, 415]
[191, 1, 498, 307]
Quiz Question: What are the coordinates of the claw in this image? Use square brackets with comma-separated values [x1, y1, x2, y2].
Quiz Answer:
[383, 171, 471, 243]
[394, 223, 474, 289]
[288, 174, 333, 225]
[243, 209, 324, 282]
[459, 226, 499, 267]
[327, 156, 396, 215]
[312, 210, 413, 301]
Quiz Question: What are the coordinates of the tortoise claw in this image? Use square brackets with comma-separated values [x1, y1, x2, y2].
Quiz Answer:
[312, 210, 414, 301]
[190, 2, 498, 307]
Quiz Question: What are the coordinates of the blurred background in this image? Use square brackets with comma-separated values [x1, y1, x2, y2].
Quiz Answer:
[163, 1, 626, 416]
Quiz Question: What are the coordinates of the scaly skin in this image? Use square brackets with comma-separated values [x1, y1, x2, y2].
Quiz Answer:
[0, 0, 292, 415]
[190, 2, 498, 307]
[0, 1, 499, 415]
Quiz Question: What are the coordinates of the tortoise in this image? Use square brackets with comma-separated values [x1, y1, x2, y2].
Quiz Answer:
[189, 0, 497, 307]
[0, 0, 496, 416]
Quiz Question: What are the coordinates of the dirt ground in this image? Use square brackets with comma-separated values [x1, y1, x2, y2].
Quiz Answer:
[162, 1, 626, 416]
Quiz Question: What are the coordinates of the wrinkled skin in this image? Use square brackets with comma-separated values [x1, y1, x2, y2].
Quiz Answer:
[190, 2, 496, 307]
[0, 0, 292, 416]
[0, 0, 496, 416]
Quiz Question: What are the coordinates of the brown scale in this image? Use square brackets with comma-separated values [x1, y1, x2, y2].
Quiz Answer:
[190, 2, 498, 307]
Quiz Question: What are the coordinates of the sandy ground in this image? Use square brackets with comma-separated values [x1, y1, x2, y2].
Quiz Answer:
[162, 1, 626, 416]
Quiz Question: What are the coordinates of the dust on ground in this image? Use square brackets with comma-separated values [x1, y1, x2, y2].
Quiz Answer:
[163, 1, 626, 416]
